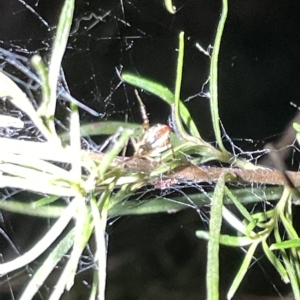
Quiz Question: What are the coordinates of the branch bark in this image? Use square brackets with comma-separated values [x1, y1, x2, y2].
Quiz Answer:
[85, 151, 300, 187]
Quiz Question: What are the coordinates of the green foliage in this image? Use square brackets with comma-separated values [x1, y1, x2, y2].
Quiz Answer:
[0, 0, 299, 299]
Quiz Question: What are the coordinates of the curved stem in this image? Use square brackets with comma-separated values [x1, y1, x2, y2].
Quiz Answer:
[210, 0, 228, 153]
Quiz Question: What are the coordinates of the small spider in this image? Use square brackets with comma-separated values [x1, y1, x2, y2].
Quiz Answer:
[132, 90, 172, 159]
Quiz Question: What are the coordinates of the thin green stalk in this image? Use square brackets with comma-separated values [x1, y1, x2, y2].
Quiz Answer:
[49, 196, 93, 300]
[0, 197, 77, 275]
[172, 32, 206, 144]
[227, 241, 259, 299]
[19, 229, 75, 300]
[69, 101, 82, 180]
[38, 0, 75, 134]
[91, 197, 107, 300]
[173, 32, 191, 142]
[210, 0, 228, 154]
[206, 174, 226, 300]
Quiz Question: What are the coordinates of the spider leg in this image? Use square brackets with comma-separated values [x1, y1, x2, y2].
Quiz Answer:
[134, 89, 149, 132]
[130, 136, 139, 153]
[98, 134, 116, 152]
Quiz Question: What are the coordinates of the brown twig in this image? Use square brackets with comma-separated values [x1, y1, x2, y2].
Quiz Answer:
[83, 150, 300, 187]
[172, 164, 300, 186]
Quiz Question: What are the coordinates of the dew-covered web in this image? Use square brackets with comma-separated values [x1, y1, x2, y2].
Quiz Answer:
[1, 0, 300, 299]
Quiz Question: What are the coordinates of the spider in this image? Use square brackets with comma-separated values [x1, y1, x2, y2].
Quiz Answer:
[132, 90, 172, 159]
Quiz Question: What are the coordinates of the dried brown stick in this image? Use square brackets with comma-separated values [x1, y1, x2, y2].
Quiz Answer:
[84, 150, 300, 186]
[172, 165, 300, 186]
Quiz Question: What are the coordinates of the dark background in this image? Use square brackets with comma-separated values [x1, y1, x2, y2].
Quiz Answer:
[1, 0, 300, 299]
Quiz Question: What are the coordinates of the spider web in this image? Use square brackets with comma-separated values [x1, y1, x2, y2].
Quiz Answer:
[1, 0, 300, 299]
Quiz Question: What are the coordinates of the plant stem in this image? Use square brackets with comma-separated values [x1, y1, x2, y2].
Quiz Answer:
[86, 150, 300, 188]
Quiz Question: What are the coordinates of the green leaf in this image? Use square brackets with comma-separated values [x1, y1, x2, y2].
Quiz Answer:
[224, 187, 254, 223]
[61, 121, 142, 141]
[270, 239, 300, 250]
[196, 231, 253, 247]
[121, 73, 200, 138]
[37, 0, 75, 129]
[262, 239, 289, 283]
[206, 174, 226, 300]
[209, 0, 228, 154]
[0, 198, 77, 276]
[0, 198, 63, 218]
[0, 71, 56, 142]
[19, 229, 75, 300]
[90, 197, 107, 300]
[50, 196, 93, 298]
[227, 242, 259, 300]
